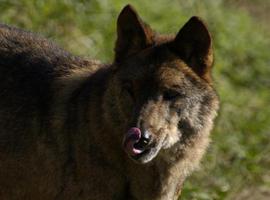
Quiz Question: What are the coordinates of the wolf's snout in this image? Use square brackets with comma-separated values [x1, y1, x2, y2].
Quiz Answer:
[123, 128, 152, 157]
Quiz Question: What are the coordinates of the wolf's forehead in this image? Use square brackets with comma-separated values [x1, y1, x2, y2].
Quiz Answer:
[156, 67, 184, 87]
[119, 58, 188, 84]
[155, 59, 190, 86]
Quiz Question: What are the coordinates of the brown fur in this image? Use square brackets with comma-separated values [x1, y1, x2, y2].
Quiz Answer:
[0, 5, 219, 200]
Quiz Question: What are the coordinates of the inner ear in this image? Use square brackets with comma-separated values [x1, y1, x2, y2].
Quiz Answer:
[115, 5, 154, 62]
[169, 16, 213, 82]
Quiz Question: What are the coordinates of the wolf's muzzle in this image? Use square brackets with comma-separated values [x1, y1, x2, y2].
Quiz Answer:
[123, 127, 152, 157]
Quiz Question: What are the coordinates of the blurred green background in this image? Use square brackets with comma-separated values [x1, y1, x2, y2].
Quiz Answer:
[0, 0, 269, 199]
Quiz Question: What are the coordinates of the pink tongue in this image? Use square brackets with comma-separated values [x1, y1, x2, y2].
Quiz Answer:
[123, 127, 143, 156]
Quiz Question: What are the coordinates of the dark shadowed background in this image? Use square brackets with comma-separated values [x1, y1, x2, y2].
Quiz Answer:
[0, 0, 269, 199]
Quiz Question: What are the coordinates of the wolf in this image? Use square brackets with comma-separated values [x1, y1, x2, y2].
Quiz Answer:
[0, 4, 219, 200]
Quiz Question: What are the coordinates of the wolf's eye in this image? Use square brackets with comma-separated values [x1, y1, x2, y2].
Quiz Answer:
[163, 90, 180, 101]
[122, 81, 134, 98]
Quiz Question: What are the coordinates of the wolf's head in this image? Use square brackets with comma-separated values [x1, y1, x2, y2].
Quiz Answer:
[103, 5, 219, 164]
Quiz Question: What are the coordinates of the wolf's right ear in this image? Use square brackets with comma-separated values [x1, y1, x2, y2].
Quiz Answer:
[114, 5, 154, 62]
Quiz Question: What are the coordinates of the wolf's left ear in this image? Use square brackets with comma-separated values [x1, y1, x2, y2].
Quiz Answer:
[170, 17, 213, 82]
[115, 5, 154, 62]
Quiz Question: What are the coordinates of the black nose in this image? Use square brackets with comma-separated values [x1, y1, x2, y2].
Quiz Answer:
[133, 131, 152, 150]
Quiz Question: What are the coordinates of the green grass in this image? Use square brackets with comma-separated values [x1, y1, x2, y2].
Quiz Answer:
[1, 0, 269, 199]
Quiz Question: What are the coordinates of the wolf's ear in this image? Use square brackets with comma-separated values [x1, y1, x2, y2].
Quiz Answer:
[170, 17, 213, 82]
[115, 5, 154, 62]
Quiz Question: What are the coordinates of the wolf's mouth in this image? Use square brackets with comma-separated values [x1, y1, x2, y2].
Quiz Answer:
[123, 128, 148, 156]
[123, 127, 162, 163]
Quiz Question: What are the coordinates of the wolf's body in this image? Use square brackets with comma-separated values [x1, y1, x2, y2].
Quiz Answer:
[0, 5, 219, 200]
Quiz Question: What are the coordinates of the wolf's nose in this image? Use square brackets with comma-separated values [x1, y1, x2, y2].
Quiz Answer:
[142, 130, 151, 143]
[134, 130, 152, 150]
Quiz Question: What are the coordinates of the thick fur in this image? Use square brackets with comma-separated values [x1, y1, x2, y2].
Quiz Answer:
[0, 5, 219, 200]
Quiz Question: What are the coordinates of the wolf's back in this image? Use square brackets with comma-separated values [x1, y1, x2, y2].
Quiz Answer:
[0, 24, 86, 152]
